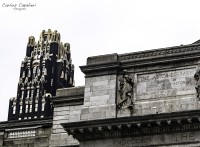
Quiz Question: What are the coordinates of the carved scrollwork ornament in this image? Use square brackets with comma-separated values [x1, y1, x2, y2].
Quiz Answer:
[117, 69, 134, 111]
[194, 66, 200, 100]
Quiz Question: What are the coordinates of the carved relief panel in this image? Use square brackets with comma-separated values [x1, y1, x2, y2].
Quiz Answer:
[117, 69, 134, 115]
[194, 66, 200, 100]
[117, 67, 199, 117]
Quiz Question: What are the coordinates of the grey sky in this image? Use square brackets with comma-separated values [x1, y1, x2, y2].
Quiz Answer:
[0, 0, 200, 121]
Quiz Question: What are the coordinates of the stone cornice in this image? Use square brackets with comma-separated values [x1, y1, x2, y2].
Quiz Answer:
[80, 61, 120, 77]
[51, 95, 84, 107]
[80, 44, 200, 76]
[119, 43, 200, 62]
[119, 44, 200, 69]
[56, 86, 85, 97]
[61, 110, 200, 141]
[0, 117, 52, 131]
[52, 86, 84, 107]
[80, 53, 120, 77]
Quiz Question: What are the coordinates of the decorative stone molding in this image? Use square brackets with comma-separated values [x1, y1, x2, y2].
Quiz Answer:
[80, 53, 120, 77]
[7, 129, 36, 139]
[0, 117, 52, 131]
[51, 86, 84, 107]
[61, 110, 200, 141]
[120, 44, 200, 61]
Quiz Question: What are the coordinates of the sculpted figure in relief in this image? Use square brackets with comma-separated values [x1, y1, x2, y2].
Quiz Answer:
[118, 69, 134, 110]
[194, 67, 200, 100]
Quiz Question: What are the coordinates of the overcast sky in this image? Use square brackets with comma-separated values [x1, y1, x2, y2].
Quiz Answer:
[1, 0, 200, 121]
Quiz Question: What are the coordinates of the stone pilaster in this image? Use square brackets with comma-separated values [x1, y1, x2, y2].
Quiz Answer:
[80, 54, 120, 121]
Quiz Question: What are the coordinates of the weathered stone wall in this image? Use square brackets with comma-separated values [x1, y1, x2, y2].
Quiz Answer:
[50, 106, 79, 147]
[55, 44, 200, 147]
[115, 43, 200, 118]
[50, 53, 118, 146]
[80, 75, 116, 121]
[0, 119, 52, 147]
[3, 127, 51, 147]
[78, 54, 119, 121]
[49, 86, 84, 147]
[135, 67, 197, 113]
[117, 64, 200, 117]
[0, 132, 4, 147]
[80, 131, 200, 147]
[67, 52, 200, 120]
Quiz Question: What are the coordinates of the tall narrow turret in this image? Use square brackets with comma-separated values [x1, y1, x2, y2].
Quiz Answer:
[8, 29, 75, 121]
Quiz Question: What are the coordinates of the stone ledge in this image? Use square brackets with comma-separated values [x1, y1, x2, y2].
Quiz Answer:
[80, 61, 120, 77]
[87, 53, 118, 65]
[80, 53, 120, 77]
[0, 117, 52, 131]
[56, 86, 85, 97]
[119, 43, 200, 62]
[80, 44, 200, 77]
[61, 110, 200, 141]
[51, 86, 85, 107]
[51, 96, 84, 107]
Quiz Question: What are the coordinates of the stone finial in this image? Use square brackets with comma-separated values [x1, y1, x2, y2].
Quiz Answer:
[39, 30, 45, 42]
[27, 36, 35, 47]
[47, 29, 52, 41]
[64, 43, 70, 51]
[51, 30, 60, 42]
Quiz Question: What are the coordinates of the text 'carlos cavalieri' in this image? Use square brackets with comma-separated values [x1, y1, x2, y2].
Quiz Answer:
[2, 3, 36, 11]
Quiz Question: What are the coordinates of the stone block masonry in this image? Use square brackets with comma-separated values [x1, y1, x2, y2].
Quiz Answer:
[50, 105, 80, 147]
[79, 54, 119, 121]
[56, 39, 200, 147]
[49, 86, 84, 147]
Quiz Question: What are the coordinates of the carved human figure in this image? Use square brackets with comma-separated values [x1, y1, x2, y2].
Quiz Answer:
[118, 69, 134, 109]
[194, 67, 200, 100]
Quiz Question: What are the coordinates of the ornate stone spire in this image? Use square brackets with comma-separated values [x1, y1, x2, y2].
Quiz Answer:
[8, 29, 75, 121]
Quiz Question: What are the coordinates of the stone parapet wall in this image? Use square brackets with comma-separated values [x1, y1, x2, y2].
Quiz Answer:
[2, 127, 51, 147]
[59, 48, 200, 121]
[49, 87, 84, 147]
[0, 118, 52, 147]
[55, 42, 200, 147]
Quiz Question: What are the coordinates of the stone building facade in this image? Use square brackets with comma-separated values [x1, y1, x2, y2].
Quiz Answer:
[60, 40, 200, 147]
[0, 30, 75, 147]
[1, 30, 200, 146]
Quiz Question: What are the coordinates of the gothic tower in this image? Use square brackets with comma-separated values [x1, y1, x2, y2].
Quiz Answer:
[8, 29, 75, 121]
